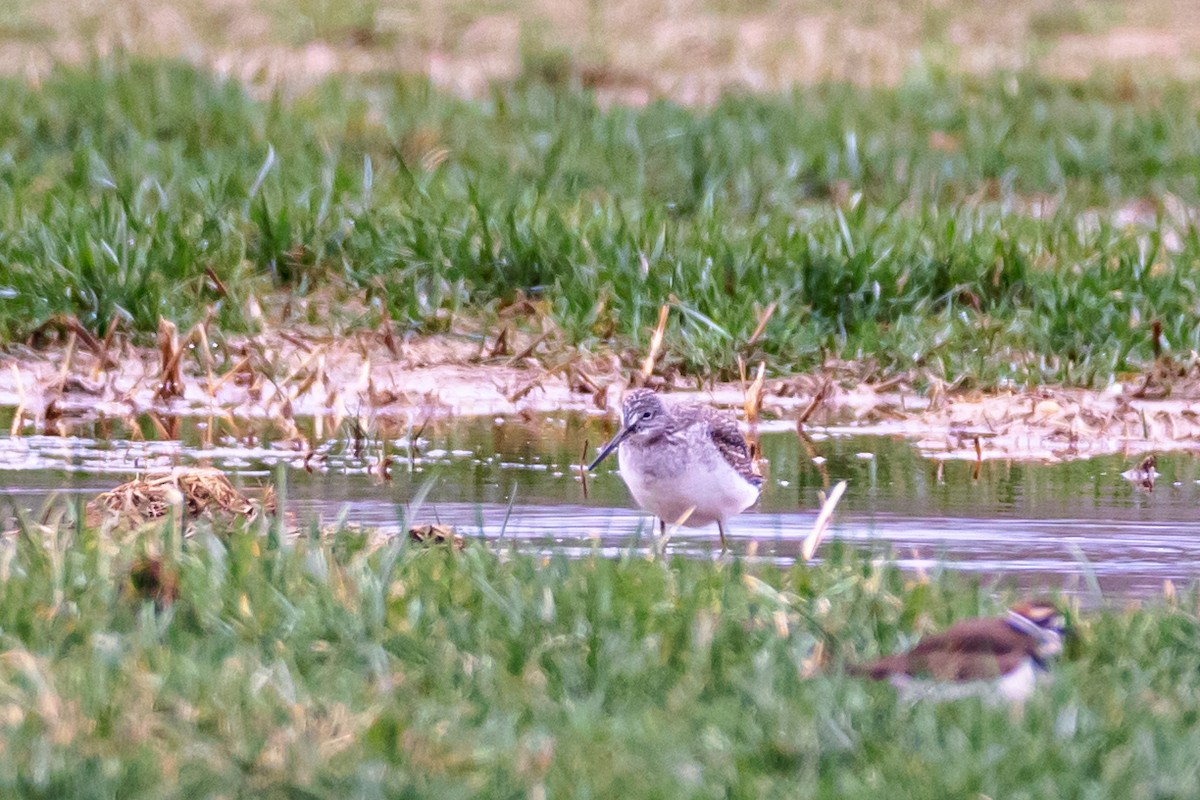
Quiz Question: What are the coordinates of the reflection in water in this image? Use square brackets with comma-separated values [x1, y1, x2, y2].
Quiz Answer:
[1, 408, 1198, 596]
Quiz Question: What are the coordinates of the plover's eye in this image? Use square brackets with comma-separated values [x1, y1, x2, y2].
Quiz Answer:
[641, 410, 653, 420]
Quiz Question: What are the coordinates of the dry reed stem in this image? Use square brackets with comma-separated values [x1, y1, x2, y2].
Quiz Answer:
[378, 306, 399, 356]
[796, 378, 832, 428]
[289, 354, 326, 402]
[747, 301, 777, 346]
[280, 346, 329, 405]
[352, 358, 372, 400]
[145, 412, 174, 440]
[743, 361, 766, 424]
[503, 372, 549, 403]
[742, 360, 767, 476]
[9, 364, 25, 436]
[55, 331, 76, 390]
[506, 330, 552, 365]
[657, 505, 696, 553]
[641, 303, 670, 378]
[203, 265, 228, 297]
[206, 355, 253, 395]
[578, 439, 590, 500]
[194, 318, 216, 393]
[155, 318, 184, 401]
[29, 314, 106, 363]
[802, 479, 847, 561]
[487, 326, 510, 358]
[93, 318, 119, 380]
[370, 435, 393, 482]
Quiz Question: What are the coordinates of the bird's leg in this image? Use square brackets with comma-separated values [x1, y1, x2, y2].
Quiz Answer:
[717, 521, 728, 552]
[658, 518, 666, 537]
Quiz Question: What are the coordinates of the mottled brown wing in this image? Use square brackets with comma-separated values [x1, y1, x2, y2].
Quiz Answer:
[906, 649, 1028, 681]
[703, 409, 762, 487]
[904, 619, 1034, 680]
[850, 618, 1034, 682]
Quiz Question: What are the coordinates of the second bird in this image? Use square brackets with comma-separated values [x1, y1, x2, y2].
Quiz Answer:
[588, 389, 762, 549]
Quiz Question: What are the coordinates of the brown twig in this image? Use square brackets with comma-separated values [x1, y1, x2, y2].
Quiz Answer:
[796, 378, 832, 428]
[154, 318, 184, 401]
[746, 301, 777, 346]
[487, 326, 511, 358]
[506, 330, 552, 365]
[203, 265, 228, 297]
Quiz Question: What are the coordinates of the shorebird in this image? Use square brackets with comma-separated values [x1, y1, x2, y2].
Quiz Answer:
[1121, 454, 1158, 491]
[847, 599, 1068, 703]
[588, 389, 762, 549]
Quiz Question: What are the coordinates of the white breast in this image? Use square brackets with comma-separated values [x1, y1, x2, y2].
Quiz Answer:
[617, 441, 760, 528]
[890, 659, 1041, 705]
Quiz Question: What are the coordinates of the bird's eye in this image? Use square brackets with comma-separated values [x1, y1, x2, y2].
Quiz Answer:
[640, 410, 653, 420]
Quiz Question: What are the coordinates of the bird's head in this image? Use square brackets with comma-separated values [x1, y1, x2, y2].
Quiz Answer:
[1007, 598, 1069, 659]
[588, 389, 669, 470]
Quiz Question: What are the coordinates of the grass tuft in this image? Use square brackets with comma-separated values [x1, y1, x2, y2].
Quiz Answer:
[3, 58, 1200, 386]
[0, 515, 1196, 795]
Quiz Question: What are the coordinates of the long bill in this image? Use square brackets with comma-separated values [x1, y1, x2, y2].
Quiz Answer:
[588, 425, 633, 471]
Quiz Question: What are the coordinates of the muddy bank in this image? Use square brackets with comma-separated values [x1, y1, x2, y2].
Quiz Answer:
[8, 0, 1200, 103]
[2, 329, 1199, 463]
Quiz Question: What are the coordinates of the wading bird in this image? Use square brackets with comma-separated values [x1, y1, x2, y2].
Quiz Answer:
[588, 389, 762, 549]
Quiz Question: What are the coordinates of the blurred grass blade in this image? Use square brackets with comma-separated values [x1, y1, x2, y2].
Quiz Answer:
[498, 481, 518, 541]
[248, 144, 277, 199]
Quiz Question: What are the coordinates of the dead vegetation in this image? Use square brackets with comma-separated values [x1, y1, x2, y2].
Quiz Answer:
[77, 464, 461, 549]
[1, 305, 615, 484]
[85, 467, 272, 531]
[407, 523, 466, 549]
[899, 351, 1200, 461]
[6, 301, 1200, 468]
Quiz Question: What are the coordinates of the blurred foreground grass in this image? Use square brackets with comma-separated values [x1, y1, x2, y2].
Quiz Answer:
[0, 512, 1198, 797]
[2, 58, 1200, 386]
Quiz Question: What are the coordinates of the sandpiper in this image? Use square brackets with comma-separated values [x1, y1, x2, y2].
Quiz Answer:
[847, 599, 1068, 703]
[588, 389, 762, 549]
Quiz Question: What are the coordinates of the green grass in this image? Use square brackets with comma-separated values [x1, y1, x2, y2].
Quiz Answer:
[1, 509, 1199, 797]
[3, 57, 1200, 385]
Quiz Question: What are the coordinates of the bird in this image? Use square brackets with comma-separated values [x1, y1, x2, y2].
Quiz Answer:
[846, 599, 1068, 703]
[587, 388, 762, 549]
[1121, 454, 1158, 491]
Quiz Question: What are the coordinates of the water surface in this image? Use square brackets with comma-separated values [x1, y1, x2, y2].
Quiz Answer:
[1, 410, 1197, 597]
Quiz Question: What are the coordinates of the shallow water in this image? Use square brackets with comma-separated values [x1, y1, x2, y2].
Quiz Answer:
[1, 409, 1198, 597]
